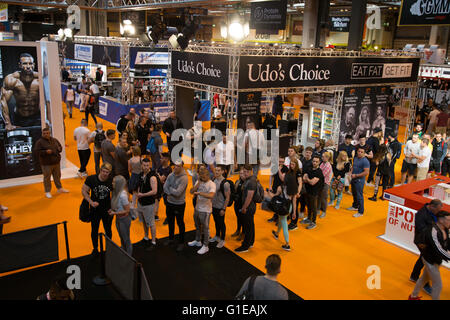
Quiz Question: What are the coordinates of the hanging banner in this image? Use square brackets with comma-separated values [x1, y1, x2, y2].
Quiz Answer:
[171, 51, 229, 88]
[74, 44, 93, 62]
[330, 16, 351, 32]
[339, 86, 390, 144]
[129, 47, 169, 68]
[250, 0, 287, 31]
[398, 0, 450, 26]
[61, 42, 120, 67]
[237, 92, 262, 130]
[0, 45, 42, 180]
[239, 56, 420, 89]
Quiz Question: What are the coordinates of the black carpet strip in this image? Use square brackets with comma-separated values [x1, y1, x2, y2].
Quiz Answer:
[0, 231, 301, 300]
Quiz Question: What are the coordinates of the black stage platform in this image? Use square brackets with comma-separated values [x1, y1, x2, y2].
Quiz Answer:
[0, 231, 301, 300]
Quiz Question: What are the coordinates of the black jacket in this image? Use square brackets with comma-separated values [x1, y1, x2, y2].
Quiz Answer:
[414, 204, 436, 248]
[388, 139, 402, 161]
[367, 136, 380, 157]
[162, 117, 184, 136]
[116, 115, 130, 134]
[422, 223, 450, 265]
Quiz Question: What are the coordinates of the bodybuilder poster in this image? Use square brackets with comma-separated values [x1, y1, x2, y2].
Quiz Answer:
[0, 45, 42, 179]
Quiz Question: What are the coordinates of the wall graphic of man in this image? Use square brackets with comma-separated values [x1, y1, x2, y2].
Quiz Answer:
[1, 53, 40, 130]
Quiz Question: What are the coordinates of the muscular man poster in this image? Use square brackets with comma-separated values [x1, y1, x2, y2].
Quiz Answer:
[0, 51, 41, 130]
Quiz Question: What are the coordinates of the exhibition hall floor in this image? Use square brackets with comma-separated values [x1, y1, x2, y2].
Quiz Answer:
[1, 108, 449, 300]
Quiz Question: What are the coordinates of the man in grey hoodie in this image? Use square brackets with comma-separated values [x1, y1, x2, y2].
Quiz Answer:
[163, 160, 189, 252]
[148, 124, 164, 171]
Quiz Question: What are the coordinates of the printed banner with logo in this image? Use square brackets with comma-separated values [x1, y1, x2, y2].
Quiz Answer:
[239, 56, 420, 89]
[237, 92, 262, 130]
[129, 47, 169, 69]
[250, 0, 287, 31]
[382, 202, 418, 254]
[398, 0, 450, 26]
[339, 86, 390, 144]
[61, 42, 120, 67]
[330, 16, 350, 32]
[171, 51, 229, 88]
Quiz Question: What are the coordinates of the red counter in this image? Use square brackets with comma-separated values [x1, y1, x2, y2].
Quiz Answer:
[379, 176, 450, 265]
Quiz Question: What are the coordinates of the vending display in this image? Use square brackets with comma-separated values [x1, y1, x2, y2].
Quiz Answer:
[309, 102, 334, 141]
[321, 110, 333, 140]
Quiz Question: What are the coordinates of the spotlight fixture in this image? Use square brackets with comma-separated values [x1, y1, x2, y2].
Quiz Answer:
[120, 19, 135, 37]
[57, 27, 77, 41]
[168, 14, 199, 50]
[220, 15, 250, 43]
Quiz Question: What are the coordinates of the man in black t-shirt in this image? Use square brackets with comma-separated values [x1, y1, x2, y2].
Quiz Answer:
[82, 163, 113, 255]
[294, 146, 314, 228]
[301, 155, 324, 230]
[355, 135, 373, 160]
[156, 152, 172, 223]
[235, 164, 257, 253]
[366, 128, 382, 183]
[338, 134, 356, 160]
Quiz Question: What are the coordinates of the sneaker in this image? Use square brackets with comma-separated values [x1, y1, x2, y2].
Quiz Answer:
[57, 188, 69, 193]
[319, 211, 326, 219]
[272, 230, 279, 240]
[408, 295, 422, 300]
[335, 204, 340, 210]
[77, 171, 83, 178]
[288, 224, 298, 231]
[91, 248, 99, 256]
[306, 222, 317, 230]
[394, 184, 401, 187]
[145, 242, 156, 251]
[137, 238, 150, 247]
[347, 206, 358, 211]
[45, 192, 52, 199]
[423, 283, 432, 296]
[197, 245, 209, 255]
[267, 215, 277, 223]
[409, 277, 417, 283]
[81, 172, 88, 178]
[353, 213, 363, 218]
[163, 218, 168, 225]
[282, 244, 291, 251]
[176, 243, 184, 252]
[209, 236, 220, 243]
[216, 240, 225, 248]
[379, 196, 385, 201]
[368, 196, 377, 202]
[300, 218, 310, 225]
[236, 234, 244, 241]
[231, 231, 240, 237]
[155, 215, 160, 221]
[234, 246, 249, 253]
[328, 202, 335, 207]
[345, 191, 352, 195]
[187, 240, 202, 247]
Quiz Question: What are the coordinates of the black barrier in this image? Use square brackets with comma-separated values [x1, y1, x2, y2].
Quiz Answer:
[0, 222, 70, 273]
[98, 234, 152, 300]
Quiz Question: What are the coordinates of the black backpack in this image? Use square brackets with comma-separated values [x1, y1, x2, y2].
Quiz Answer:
[94, 130, 106, 149]
[151, 171, 164, 200]
[269, 194, 290, 216]
[220, 179, 236, 207]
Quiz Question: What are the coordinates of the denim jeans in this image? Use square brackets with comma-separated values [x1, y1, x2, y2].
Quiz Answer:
[351, 178, 365, 214]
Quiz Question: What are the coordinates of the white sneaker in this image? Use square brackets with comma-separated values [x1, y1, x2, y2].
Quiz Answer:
[57, 188, 69, 193]
[45, 192, 52, 199]
[209, 236, 220, 243]
[81, 172, 88, 178]
[187, 240, 202, 247]
[197, 245, 209, 255]
[77, 171, 83, 178]
[353, 213, 363, 218]
[216, 240, 225, 248]
[347, 206, 358, 211]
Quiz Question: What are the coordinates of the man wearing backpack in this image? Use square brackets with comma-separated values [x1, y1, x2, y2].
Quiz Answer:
[89, 122, 106, 175]
[236, 254, 288, 300]
[235, 164, 264, 253]
[210, 165, 233, 249]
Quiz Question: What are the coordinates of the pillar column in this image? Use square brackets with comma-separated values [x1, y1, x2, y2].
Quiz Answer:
[302, 0, 318, 48]
[315, 0, 330, 48]
[348, 0, 367, 50]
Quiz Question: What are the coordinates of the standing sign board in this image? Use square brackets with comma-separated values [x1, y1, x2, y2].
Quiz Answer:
[237, 92, 262, 130]
[398, 0, 450, 26]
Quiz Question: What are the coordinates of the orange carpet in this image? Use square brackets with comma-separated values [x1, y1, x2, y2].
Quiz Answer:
[1, 103, 449, 300]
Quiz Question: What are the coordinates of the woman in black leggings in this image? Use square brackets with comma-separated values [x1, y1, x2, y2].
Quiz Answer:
[85, 94, 97, 125]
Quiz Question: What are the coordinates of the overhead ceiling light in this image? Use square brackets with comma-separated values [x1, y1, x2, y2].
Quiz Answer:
[229, 21, 244, 42]
[293, 3, 305, 7]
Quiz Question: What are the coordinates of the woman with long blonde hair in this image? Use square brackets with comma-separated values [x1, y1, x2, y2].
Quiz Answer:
[109, 175, 132, 255]
[330, 151, 351, 210]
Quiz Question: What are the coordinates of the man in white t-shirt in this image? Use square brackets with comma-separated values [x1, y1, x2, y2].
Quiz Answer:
[215, 134, 235, 177]
[89, 81, 100, 113]
[284, 146, 302, 170]
[74, 119, 91, 177]
[413, 137, 432, 181]
[401, 133, 421, 184]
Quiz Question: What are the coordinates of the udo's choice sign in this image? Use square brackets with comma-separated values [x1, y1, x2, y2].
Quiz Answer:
[381, 202, 418, 254]
[238, 56, 420, 89]
[171, 51, 229, 88]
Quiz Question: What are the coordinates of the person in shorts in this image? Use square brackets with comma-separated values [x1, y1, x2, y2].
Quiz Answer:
[136, 158, 158, 251]
[401, 134, 421, 184]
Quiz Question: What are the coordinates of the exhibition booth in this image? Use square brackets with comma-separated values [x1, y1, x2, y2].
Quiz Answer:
[381, 177, 450, 268]
[169, 44, 421, 157]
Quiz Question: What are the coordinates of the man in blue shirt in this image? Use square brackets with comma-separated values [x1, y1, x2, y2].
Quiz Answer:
[347, 147, 370, 217]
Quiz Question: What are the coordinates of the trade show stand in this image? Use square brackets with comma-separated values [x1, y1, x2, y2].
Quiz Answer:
[61, 83, 169, 125]
[380, 176, 450, 267]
